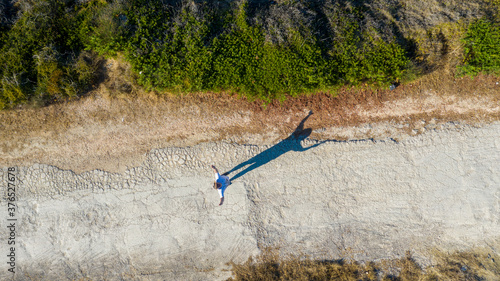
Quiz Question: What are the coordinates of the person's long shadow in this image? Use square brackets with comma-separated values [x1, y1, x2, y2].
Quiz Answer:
[224, 111, 327, 181]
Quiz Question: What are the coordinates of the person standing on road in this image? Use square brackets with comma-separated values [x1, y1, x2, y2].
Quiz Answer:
[211, 165, 231, 206]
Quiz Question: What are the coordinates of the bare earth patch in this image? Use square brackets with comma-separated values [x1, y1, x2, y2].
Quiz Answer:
[0, 60, 499, 173]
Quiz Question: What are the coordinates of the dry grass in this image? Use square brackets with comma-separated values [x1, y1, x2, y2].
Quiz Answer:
[228, 247, 500, 281]
[427, 249, 500, 280]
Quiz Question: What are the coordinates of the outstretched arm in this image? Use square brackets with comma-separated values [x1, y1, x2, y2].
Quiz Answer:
[211, 165, 219, 174]
[300, 140, 328, 151]
[291, 110, 313, 139]
[212, 165, 219, 189]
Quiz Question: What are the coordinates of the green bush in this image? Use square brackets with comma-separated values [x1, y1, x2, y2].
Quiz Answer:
[208, 2, 328, 101]
[0, 0, 102, 109]
[361, 39, 410, 84]
[144, 6, 211, 92]
[122, 0, 329, 100]
[122, 0, 171, 90]
[0, 0, 437, 108]
[460, 18, 500, 75]
[82, 0, 129, 56]
[0, 74, 26, 109]
[34, 46, 68, 98]
[209, 3, 268, 96]
[73, 51, 103, 89]
[325, 6, 409, 86]
[4, 0, 500, 109]
[118, 0, 410, 102]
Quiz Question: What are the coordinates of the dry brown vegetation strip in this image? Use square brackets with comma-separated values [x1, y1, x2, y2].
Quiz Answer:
[1, 64, 499, 172]
[228, 247, 500, 281]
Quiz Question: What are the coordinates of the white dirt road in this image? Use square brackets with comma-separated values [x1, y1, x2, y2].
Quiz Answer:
[1, 122, 499, 280]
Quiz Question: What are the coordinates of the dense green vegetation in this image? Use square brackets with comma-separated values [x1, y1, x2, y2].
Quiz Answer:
[461, 18, 500, 75]
[0, 0, 499, 109]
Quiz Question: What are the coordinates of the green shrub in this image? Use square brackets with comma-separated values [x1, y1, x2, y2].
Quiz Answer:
[0, 0, 424, 108]
[0, 8, 44, 107]
[122, 0, 170, 90]
[361, 39, 410, 84]
[81, 0, 129, 56]
[118, 0, 410, 102]
[0, 74, 26, 109]
[208, 2, 328, 101]
[209, 3, 267, 96]
[73, 50, 103, 89]
[325, 6, 409, 86]
[147, 6, 212, 92]
[0, 0, 101, 108]
[460, 18, 500, 75]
